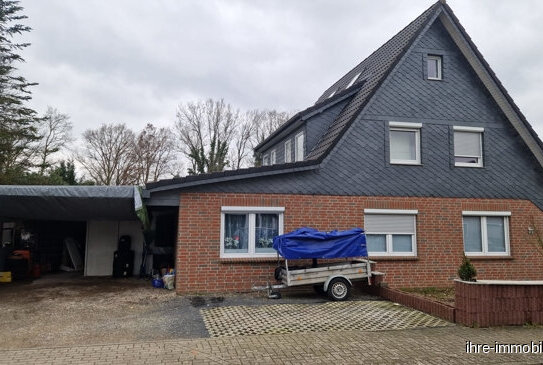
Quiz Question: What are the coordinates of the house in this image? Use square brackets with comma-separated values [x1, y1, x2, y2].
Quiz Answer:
[146, 0, 543, 294]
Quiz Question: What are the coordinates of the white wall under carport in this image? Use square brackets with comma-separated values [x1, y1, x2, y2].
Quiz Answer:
[84, 220, 144, 276]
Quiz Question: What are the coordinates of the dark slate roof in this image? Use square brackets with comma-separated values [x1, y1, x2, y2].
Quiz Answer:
[305, 1, 441, 160]
[147, 2, 442, 192]
[253, 82, 364, 152]
[146, 160, 318, 191]
[148, 0, 543, 192]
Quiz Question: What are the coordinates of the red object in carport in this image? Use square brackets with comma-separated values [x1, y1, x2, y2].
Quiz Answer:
[32, 264, 41, 278]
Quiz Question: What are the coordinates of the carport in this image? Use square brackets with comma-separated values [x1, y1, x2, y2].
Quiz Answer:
[0, 186, 145, 278]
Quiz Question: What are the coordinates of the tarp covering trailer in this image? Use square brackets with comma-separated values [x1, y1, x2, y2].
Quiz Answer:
[255, 227, 378, 301]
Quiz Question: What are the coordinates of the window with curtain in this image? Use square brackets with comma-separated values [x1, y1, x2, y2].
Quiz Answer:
[462, 213, 509, 256]
[221, 207, 284, 258]
[223, 214, 249, 253]
[454, 128, 483, 167]
[255, 214, 278, 253]
[364, 210, 417, 256]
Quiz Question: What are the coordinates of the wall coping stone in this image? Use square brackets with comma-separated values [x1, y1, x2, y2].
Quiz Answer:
[454, 279, 543, 285]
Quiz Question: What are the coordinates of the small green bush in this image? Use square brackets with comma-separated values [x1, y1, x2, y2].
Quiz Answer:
[458, 255, 477, 282]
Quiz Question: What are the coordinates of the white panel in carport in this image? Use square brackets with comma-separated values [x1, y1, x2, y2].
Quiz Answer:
[84, 220, 144, 276]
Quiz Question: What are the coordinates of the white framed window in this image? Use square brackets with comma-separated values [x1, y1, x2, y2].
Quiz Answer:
[284, 140, 292, 163]
[220, 207, 284, 258]
[462, 211, 510, 256]
[454, 126, 483, 167]
[262, 154, 270, 166]
[270, 150, 276, 165]
[427, 55, 442, 80]
[364, 209, 418, 256]
[389, 122, 421, 165]
[295, 132, 304, 162]
[346, 72, 362, 89]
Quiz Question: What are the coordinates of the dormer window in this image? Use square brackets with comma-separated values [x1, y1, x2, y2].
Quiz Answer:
[270, 150, 276, 165]
[427, 55, 442, 80]
[262, 154, 270, 166]
[295, 132, 304, 161]
[284, 140, 292, 163]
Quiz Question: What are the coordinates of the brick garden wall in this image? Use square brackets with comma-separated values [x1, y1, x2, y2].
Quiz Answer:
[176, 193, 543, 294]
[455, 280, 543, 327]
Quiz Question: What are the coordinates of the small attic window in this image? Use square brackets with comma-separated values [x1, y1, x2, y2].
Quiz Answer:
[346, 72, 362, 89]
[427, 55, 442, 80]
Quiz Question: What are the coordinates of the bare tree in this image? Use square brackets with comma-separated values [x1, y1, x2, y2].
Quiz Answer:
[229, 111, 255, 170]
[175, 98, 238, 174]
[34, 106, 73, 174]
[250, 110, 290, 148]
[78, 123, 137, 185]
[132, 123, 176, 184]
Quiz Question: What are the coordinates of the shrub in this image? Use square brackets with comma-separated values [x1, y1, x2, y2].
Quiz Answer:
[458, 255, 477, 282]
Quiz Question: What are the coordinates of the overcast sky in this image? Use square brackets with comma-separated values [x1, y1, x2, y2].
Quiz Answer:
[16, 0, 543, 140]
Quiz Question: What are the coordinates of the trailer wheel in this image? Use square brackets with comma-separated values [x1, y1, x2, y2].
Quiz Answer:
[327, 278, 351, 301]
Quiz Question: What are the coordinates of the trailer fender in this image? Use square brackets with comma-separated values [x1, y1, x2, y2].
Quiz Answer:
[323, 275, 352, 292]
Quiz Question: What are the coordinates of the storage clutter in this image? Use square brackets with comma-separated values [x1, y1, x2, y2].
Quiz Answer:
[112, 235, 135, 278]
[152, 268, 175, 290]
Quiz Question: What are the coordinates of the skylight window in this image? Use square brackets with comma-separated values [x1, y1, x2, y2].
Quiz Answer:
[328, 89, 337, 98]
[346, 72, 362, 89]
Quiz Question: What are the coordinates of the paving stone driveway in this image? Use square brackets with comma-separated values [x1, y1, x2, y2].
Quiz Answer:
[202, 300, 452, 337]
[2, 326, 543, 364]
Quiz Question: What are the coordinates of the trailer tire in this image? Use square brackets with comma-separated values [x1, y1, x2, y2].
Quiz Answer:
[274, 266, 284, 281]
[327, 278, 351, 301]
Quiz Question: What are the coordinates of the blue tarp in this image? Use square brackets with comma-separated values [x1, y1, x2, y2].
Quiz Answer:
[272, 227, 367, 260]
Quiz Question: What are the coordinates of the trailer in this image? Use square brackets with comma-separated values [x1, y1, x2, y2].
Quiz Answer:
[253, 227, 380, 301]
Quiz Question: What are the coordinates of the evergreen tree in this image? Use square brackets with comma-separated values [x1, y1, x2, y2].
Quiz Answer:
[0, 0, 39, 179]
[51, 160, 78, 185]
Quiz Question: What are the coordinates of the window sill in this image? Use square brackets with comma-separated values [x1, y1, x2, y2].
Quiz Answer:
[220, 257, 282, 264]
[465, 255, 513, 261]
[390, 162, 422, 166]
[368, 256, 418, 261]
[454, 163, 483, 168]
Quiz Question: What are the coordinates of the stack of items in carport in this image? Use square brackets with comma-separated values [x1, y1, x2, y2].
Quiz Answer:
[112, 235, 134, 278]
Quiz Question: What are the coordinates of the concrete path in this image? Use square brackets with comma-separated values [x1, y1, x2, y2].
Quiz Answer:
[2, 326, 543, 364]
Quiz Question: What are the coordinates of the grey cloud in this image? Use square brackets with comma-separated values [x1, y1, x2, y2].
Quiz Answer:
[16, 0, 543, 139]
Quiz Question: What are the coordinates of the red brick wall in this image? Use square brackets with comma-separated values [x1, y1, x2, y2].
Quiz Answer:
[176, 193, 543, 293]
[455, 280, 543, 327]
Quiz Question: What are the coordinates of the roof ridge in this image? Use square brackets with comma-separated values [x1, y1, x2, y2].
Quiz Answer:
[253, 82, 363, 151]
[306, 2, 441, 160]
[316, 1, 442, 103]
[438, 2, 543, 166]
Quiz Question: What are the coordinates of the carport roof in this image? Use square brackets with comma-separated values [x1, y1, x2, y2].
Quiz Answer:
[0, 185, 138, 221]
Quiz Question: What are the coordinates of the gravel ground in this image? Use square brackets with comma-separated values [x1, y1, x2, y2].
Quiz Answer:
[0, 272, 380, 349]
